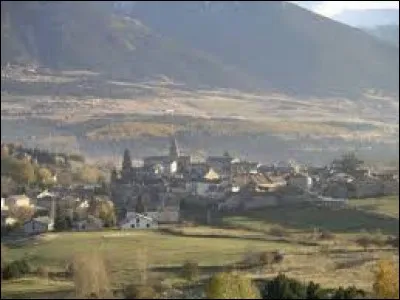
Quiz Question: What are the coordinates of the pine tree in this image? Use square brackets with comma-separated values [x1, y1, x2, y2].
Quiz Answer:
[122, 149, 132, 171]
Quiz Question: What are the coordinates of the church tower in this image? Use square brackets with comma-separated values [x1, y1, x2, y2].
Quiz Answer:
[169, 136, 179, 161]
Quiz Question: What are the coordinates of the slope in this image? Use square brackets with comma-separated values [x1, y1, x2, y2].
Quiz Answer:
[0, 1, 261, 91]
[128, 1, 399, 98]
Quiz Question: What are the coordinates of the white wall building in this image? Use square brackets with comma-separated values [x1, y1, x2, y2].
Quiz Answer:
[287, 174, 313, 191]
[120, 212, 158, 229]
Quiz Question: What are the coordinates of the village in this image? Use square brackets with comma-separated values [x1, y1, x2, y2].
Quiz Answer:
[1, 137, 399, 236]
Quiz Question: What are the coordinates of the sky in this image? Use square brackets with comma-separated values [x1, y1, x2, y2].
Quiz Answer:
[290, 1, 399, 17]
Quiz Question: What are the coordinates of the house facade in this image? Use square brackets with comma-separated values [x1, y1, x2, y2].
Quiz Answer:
[120, 212, 158, 229]
[23, 217, 54, 235]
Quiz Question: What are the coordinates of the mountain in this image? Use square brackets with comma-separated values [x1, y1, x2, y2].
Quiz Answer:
[1, 1, 399, 98]
[333, 8, 399, 28]
[1, 1, 260, 91]
[365, 25, 399, 47]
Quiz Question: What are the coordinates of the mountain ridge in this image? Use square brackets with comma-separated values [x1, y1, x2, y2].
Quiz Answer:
[1, 1, 399, 98]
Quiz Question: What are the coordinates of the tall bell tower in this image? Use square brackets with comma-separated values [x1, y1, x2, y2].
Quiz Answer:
[169, 135, 179, 161]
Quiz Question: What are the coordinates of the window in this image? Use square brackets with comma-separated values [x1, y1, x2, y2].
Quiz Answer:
[131, 224, 135, 228]
[146, 223, 150, 228]
[136, 217, 140, 224]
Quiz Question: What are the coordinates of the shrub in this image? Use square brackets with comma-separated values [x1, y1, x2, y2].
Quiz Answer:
[386, 236, 399, 249]
[205, 271, 261, 299]
[2, 259, 32, 280]
[331, 286, 366, 299]
[261, 273, 307, 299]
[319, 230, 335, 240]
[259, 251, 284, 267]
[269, 226, 287, 237]
[260, 274, 366, 299]
[182, 260, 199, 281]
[356, 234, 386, 250]
[124, 284, 157, 299]
[355, 236, 371, 250]
[306, 281, 327, 299]
[259, 252, 272, 266]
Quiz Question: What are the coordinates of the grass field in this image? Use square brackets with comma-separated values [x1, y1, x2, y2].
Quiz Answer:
[2, 198, 399, 298]
[218, 201, 399, 236]
[348, 196, 399, 219]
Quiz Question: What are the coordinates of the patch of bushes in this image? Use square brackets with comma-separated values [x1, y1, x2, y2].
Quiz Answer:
[2, 259, 32, 280]
[206, 271, 261, 299]
[259, 274, 366, 299]
[319, 230, 335, 240]
[386, 236, 399, 248]
[268, 226, 287, 237]
[259, 251, 284, 267]
[124, 284, 157, 299]
[355, 235, 385, 250]
[182, 260, 199, 281]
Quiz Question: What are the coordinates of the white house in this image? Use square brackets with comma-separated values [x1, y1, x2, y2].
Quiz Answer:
[125, 209, 179, 224]
[119, 212, 158, 229]
[23, 217, 54, 235]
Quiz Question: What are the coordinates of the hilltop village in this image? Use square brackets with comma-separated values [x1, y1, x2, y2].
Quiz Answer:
[1, 137, 399, 234]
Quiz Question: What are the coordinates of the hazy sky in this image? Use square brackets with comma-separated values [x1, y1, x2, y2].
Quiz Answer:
[291, 1, 399, 17]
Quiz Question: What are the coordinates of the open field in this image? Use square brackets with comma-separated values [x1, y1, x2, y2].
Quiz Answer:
[1, 70, 399, 165]
[218, 201, 399, 236]
[2, 200, 399, 298]
[348, 196, 399, 219]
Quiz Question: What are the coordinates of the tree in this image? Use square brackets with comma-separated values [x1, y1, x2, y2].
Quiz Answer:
[2, 157, 36, 185]
[373, 259, 399, 299]
[37, 167, 54, 186]
[71, 251, 111, 298]
[1, 176, 17, 197]
[332, 152, 364, 173]
[122, 149, 132, 171]
[135, 195, 145, 214]
[54, 206, 72, 231]
[88, 199, 116, 227]
[9, 206, 34, 223]
[74, 165, 103, 184]
[206, 271, 261, 299]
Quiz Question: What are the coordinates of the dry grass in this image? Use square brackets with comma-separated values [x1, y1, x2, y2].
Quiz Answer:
[71, 251, 111, 298]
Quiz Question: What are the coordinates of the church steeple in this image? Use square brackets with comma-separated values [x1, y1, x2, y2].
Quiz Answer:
[169, 135, 179, 161]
